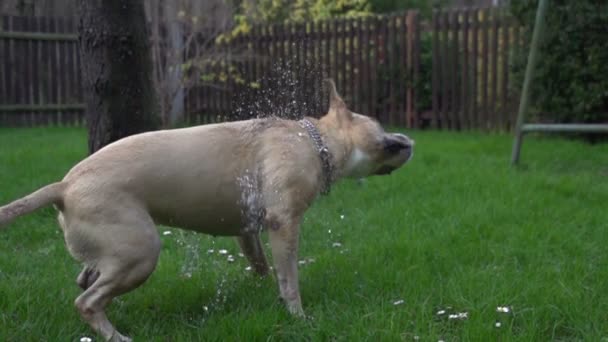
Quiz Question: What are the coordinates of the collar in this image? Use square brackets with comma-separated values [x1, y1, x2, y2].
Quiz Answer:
[299, 118, 333, 195]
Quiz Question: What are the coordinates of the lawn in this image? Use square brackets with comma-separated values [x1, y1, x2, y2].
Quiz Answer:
[1, 127, 607, 341]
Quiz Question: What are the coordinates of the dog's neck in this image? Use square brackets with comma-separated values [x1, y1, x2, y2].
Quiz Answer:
[305, 117, 354, 182]
[299, 118, 333, 195]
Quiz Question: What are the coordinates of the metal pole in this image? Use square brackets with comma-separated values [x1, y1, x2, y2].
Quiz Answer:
[511, 0, 549, 165]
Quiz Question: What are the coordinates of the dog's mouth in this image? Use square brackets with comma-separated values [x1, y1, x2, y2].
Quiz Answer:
[375, 143, 414, 176]
[375, 165, 396, 175]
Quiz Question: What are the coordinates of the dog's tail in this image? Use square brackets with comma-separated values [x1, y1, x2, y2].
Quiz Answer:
[0, 182, 65, 228]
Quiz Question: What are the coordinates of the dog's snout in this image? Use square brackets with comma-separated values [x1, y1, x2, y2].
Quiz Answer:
[383, 139, 405, 153]
[384, 134, 414, 154]
[395, 133, 414, 147]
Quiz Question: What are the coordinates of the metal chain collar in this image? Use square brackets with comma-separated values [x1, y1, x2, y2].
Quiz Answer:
[299, 118, 333, 195]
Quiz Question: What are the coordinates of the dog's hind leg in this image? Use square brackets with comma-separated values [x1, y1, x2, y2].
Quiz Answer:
[237, 233, 269, 276]
[75, 274, 133, 342]
[73, 229, 161, 342]
[65, 209, 161, 341]
[76, 266, 100, 290]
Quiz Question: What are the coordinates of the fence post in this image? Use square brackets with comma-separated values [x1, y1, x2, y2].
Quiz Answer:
[387, 15, 396, 126]
[450, 10, 460, 130]
[480, 8, 489, 129]
[431, 10, 439, 129]
[462, 9, 472, 130]
[411, 11, 420, 129]
[490, 8, 500, 130]
[471, 8, 479, 129]
[406, 11, 419, 129]
[440, 10, 450, 129]
[500, 10, 511, 130]
[370, 17, 379, 119]
[354, 18, 363, 114]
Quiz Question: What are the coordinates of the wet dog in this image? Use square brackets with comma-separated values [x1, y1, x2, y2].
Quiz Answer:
[0, 80, 413, 341]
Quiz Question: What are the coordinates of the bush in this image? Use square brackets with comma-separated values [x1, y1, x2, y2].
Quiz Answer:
[510, 0, 608, 124]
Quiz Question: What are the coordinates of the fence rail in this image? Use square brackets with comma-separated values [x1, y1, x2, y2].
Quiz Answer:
[0, 8, 525, 131]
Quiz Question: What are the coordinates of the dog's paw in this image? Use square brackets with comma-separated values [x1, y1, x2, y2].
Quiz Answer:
[287, 302, 306, 318]
[109, 331, 132, 342]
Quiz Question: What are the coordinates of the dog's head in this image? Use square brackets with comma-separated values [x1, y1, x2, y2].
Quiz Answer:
[319, 80, 414, 178]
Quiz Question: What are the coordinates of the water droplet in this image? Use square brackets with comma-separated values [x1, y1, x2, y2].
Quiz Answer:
[496, 306, 511, 313]
[237, 169, 264, 234]
[179, 231, 202, 278]
[448, 312, 468, 320]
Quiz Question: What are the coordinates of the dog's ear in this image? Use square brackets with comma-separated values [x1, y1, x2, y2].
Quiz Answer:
[324, 78, 353, 124]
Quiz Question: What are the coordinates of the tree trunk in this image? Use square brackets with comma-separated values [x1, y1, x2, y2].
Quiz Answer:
[78, 0, 160, 154]
[165, 1, 185, 126]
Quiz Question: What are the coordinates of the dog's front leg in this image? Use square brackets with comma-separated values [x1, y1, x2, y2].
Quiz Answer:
[237, 233, 270, 276]
[267, 218, 304, 317]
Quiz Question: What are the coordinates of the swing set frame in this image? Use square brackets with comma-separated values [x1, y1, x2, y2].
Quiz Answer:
[510, 0, 608, 165]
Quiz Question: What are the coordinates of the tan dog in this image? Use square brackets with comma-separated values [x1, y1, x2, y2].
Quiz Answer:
[0, 80, 413, 341]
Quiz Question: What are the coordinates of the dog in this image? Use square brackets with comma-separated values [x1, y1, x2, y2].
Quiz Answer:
[0, 80, 413, 341]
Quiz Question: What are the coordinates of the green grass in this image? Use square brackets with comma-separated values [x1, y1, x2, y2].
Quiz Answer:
[1, 127, 607, 341]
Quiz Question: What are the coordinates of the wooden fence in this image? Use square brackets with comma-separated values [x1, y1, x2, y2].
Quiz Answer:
[0, 8, 526, 131]
[185, 12, 421, 127]
[0, 15, 84, 126]
[431, 8, 525, 131]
